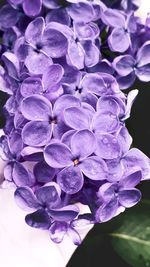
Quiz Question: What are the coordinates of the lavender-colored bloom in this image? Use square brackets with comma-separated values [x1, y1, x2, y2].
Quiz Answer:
[0, 4, 20, 29]
[15, 17, 68, 74]
[96, 169, 142, 222]
[113, 41, 150, 86]
[44, 129, 108, 193]
[20, 94, 80, 146]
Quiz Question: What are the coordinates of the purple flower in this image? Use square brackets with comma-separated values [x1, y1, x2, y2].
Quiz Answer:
[96, 169, 142, 222]
[113, 41, 150, 88]
[20, 94, 80, 146]
[15, 17, 68, 74]
[44, 129, 108, 193]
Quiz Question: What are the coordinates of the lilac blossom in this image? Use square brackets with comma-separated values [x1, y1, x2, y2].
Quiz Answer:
[0, 0, 149, 245]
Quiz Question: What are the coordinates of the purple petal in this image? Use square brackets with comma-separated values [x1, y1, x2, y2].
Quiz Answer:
[8, 130, 23, 158]
[108, 28, 130, 52]
[136, 65, 150, 82]
[46, 9, 71, 26]
[25, 17, 44, 45]
[12, 162, 35, 186]
[25, 49, 53, 75]
[122, 148, 150, 180]
[14, 37, 29, 62]
[21, 146, 43, 161]
[82, 40, 100, 68]
[42, 27, 68, 58]
[49, 205, 79, 221]
[117, 72, 136, 90]
[80, 156, 108, 180]
[71, 130, 96, 159]
[113, 55, 135, 76]
[2, 52, 20, 79]
[97, 96, 120, 115]
[21, 95, 52, 121]
[4, 163, 13, 181]
[95, 133, 121, 159]
[97, 182, 117, 202]
[81, 73, 106, 96]
[106, 159, 124, 182]
[44, 143, 72, 168]
[25, 209, 50, 229]
[0, 4, 20, 28]
[137, 41, 150, 67]
[74, 22, 100, 40]
[20, 76, 43, 97]
[67, 41, 85, 70]
[80, 92, 98, 109]
[42, 64, 64, 91]
[57, 166, 84, 194]
[35, 182, 61, 208]
[53, 94, 81, 116]
[49, 222, 67, 243]
[43, 0, 61, 9]
[118, 189, 141, 208]
[52, 119, 70, 140]
[34, 161, 56, 183]
[122, 89, 138, 121]
[117, 126, 132, 154]
[64, 107, 91, 130]
[102, 8, 125, 27]
[22, 121, 52, 147]
[96, 197, 118, 222]
[14, 186, 40, 211]
[92, 112, 119, 134]
[120, 169, 142, 188]
[67, 2, 95, 23]
[23, 0, 42, 17]
[67, 227, 81, 245]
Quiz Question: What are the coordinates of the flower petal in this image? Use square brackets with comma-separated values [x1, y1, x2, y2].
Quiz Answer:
[67, 41, 85, 70]
[42, 64, 64, 91]
[2, 52, 20, 79]
[14, 186, 40, 211]
[22, 121, 52, 147]
[25, 209, 50, 229]
[43, 27, 68, 58]
[57, 166, 84, 194]
[71, 130, 96, 159]
[53, 94, 81, 116]
[64, 107, 91, 130]
[49, 205, 79, 221]
[118, 189, 141, 208]
[136, 64, 150, 82]
[49, 222, 67, 243]
[82, 40, 100, 68]
[102, 8, 125, 27]
[96, 197, 118, 222]
[23, 0, 42, 17]
[92, 112, 119, 133]
[108, 28, 130, 52]
[80, 156, 108, 180]
[137, 41, 150, 67]
[20, 76, 43, 97]
[113, 55, 135, 76]
[81, 73, 106, 96]
[25, 17, 44, 44]
[21, 94, 52, 121]
[44, 142, 72, 168]
[67, 2, 95, 23]
[95, 133, 121, 159]
[0, 4, 20, 28]
[67, 227, 81, 245]
[12, 162, 35, 186]
[34, 161, 56, 183]
[120, 169, 142, 188]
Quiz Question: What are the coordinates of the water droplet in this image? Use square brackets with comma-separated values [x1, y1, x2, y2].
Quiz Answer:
[112, 138, 117, 143]
[102, 137, 109, 144]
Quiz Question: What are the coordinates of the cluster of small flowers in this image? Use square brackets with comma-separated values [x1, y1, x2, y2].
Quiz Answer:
[0, 0, 150, 245]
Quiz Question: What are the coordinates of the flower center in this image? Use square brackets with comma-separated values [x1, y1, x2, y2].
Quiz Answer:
[73, 158, 79, 166]
[49, 116, 57, 124]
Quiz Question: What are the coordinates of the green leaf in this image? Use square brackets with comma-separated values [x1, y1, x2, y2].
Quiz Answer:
[110, 200, 150, 267]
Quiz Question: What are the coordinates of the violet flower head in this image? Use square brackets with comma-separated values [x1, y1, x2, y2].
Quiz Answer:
[0, 0, 149, 245]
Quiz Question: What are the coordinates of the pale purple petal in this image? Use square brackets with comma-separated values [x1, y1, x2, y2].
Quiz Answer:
[20, 76, 43, 97]
[95, 133, 121, 159]
[0, 4, 20, 28]
[136, 65, 150, 82]
[23, 0, 42, 17]
[92, 112, 119, 133]
[57, 166, 84, 194]
[137, 41, 150, 67]
[46, 9, 71, 26]
[96, 197, 118, 222]
[67, 41, 85, 70]
[42, 64, 64, 91]
[74, 22, 100, 40]
[53, 95, 81, 116]
[64, 107, 91, 130]
[12, 162, 35, 186]
[49, 205, 79, 221]
[71, 130, 96, 159]
[2, 52, 20, 79]
[97, 96, 120, 115]
[44, 143, 72, 168]
[118, 189, 141, 208]
[22, 121, 52, 147]
[21, 95, 52, 121]
[49, 222, 67, 243]
[14, 186, 40, 211]
[120, 169, 142, 188]
[67, 2, 95, 23]
[81, 73, 106, 96]
[102, 8, 125, 27]
[117, 126, 133, 154]
[80, 156, 108, 180]
[113, 55, 135, 76]
[67, 227, 81, 245]
[108, 28, 130, 52]
[25, 17, 44, 45]
[42, 27, 68, 58]
[82, 40, 100, 68]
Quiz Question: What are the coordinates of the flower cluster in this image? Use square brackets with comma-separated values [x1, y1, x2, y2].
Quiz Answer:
[0, 0, 150, 245]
